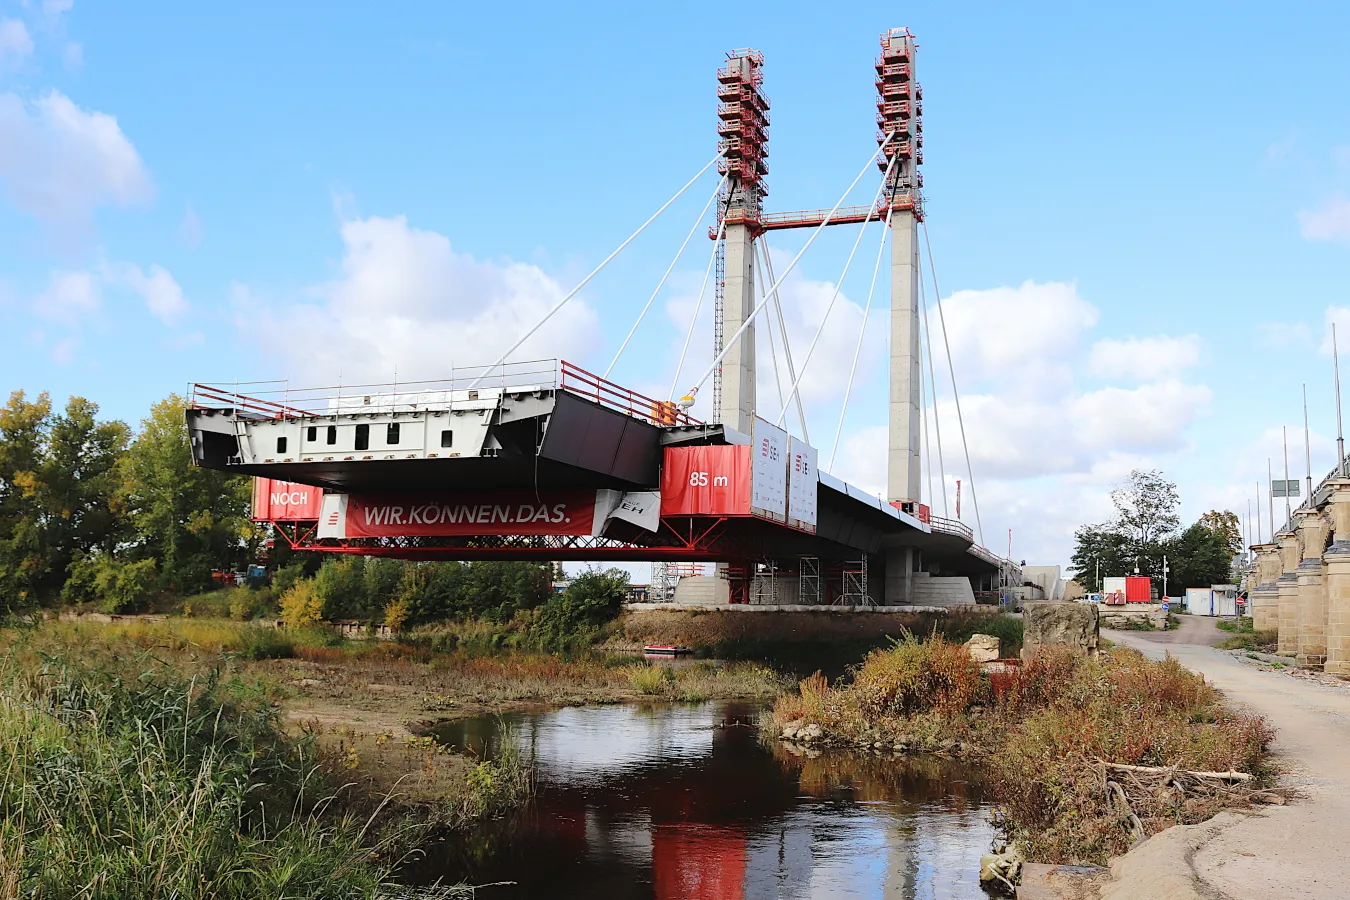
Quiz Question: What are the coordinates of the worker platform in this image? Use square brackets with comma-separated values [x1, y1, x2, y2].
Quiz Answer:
[186, 361, 1017, 604]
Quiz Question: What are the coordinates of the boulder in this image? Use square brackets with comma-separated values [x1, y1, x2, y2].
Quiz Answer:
[1022, 602, 1099, 663]
[964, 633, 1001, 662]
[798, 723, 823, 742]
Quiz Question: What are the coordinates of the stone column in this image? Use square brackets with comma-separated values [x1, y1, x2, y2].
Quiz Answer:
[1322, 480, 1350, 676]
[1294, 508, 1330, 668]
[1248, 544, 1280, 633]
[1275, 530, 1301, 657]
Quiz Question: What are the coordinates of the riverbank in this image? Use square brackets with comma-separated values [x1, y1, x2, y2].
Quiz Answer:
[0, 637, 473, 898]
[21, 616, 788, 825]
[768, 633, 1274, 868]
[1095, 629, 1350, 900]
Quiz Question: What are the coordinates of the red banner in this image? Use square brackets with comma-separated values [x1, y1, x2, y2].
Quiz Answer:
[252, 478, 324, 521]
[660, 446, 751, 516]
[335, 492, 602, 538]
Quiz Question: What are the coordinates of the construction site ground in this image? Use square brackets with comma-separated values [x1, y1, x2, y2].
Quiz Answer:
[1096, 625, 1350, 900]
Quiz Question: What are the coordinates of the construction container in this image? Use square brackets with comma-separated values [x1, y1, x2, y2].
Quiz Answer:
[1185, 587, 1213, 615]
[1125, 576, 1151, 603]
[1210, 584, 1238, 617]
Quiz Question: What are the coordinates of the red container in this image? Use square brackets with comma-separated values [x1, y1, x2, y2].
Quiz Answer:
[1125, 576, 1152, 603]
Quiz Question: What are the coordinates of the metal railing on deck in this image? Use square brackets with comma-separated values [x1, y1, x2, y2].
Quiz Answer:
[190, 359, 700, 429]
[928, 515, 974, 542]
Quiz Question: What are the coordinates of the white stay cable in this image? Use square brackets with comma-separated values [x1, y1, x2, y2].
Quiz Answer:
[758, 240, 809, 442]
[775, 152, 900, 429]
[668, 215, 728, 401]
[685, 133, 898, 398]
[756, 244, 788, 416]
[918, 251, 949, 517]
[605, 173, 729, 378]
[471, 153, 723, 388]
[922, 219, 982, 545]
[828, 207, 892, 472]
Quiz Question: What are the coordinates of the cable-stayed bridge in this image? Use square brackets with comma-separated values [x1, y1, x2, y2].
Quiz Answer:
[187, 29, 1020, 606]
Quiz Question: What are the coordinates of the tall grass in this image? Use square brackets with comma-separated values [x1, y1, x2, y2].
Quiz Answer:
[0, 646, 465, 898]
[770, 640, 1273, 865]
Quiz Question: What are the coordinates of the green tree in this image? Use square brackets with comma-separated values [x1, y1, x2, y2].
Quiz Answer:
[1110, 469, 1181, 557]
[119, 395, 255, 593]
[1197, 509, 1243, 555]
[39, 398, 130, 587]
[1068, 524, 1132, 591]
[0, 391, 53, 607]
[1166, 523, 1236, 590]
[530, 567, 629, 650]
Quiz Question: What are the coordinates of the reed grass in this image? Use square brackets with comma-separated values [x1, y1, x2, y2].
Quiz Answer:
[0, 643, 468, 898]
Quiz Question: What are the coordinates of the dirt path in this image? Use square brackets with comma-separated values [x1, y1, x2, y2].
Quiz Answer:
[1126, 613, 1226, 646]
[1106, 628, 1350, 899]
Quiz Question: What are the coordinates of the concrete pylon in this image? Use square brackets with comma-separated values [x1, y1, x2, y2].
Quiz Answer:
[886, 209, 922, 503]
[718, 222, 756, 434]
[1322, 479, 1350, 676]
[1293, 509, 1330, 668]
[1248, 543, 1281, 633]
[1275, 529, 1301, 657]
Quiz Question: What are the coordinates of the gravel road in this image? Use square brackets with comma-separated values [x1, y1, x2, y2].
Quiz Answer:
[1107, 627, 1350, 899]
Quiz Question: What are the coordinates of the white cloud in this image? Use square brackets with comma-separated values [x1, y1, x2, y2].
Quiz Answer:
[62, 41, 81, 70]
[936, 280, 1098, 394]
[35, 269, 100, 322]
[819, 279, 1215, 566]
[0, 89, 151, 225]
[0, 19, 32, 63]
[104, 261, 189, 324]
[243, 214, 601, 384]
[34, 260, 189, 328]
[41, 0, 75, 18]
[1088, 334, 1201, 381]
[1298, 194, 1350, 244]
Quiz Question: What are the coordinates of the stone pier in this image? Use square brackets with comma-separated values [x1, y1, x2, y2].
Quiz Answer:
[1275, 530, 1302, 657]
[1248, 543, 1280, 633]
[1294, 508, 1330, 668]
[1323, 480, 1350, 676]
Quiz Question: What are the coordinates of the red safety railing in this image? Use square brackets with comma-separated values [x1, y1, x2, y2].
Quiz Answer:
[558, 360, 700, 427]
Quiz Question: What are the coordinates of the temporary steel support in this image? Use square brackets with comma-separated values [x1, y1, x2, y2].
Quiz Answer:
[799, 556, 822, 605]
[837, 555, 874, 607]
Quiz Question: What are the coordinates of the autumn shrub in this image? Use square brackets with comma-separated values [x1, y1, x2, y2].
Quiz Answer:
[851, 633, 984, 719]
[279, 580, 324, 629]
[991, 646, 1272, 864]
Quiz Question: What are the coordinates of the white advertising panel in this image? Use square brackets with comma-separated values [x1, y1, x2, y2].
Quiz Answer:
[750, 418, 789, 521]
[787, 436, 818, 532]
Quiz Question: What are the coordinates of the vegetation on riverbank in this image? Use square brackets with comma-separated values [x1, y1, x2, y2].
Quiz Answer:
[1216, 616, 1279, 652]
[618, 607, 1024, 675]
[770, 635, 1273, 865]
[0, 634, 473, 898]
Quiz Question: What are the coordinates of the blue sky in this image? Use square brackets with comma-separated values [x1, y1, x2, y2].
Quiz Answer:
[3, 1, 1349, 567]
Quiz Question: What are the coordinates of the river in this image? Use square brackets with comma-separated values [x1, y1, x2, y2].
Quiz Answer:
[402, 700, 997, 899]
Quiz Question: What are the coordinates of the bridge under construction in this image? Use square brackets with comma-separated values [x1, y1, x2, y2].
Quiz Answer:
[188, 28, 1020, 606]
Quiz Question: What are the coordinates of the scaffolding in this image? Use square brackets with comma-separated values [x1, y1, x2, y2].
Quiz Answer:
[799, 556, 822, 605]
[875, 28, 924, 213]
[837, 555, 875, 607]
[749, 561, 779, 605]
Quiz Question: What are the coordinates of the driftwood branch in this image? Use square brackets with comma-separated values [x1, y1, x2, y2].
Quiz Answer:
[1104, 762, 1252, 782]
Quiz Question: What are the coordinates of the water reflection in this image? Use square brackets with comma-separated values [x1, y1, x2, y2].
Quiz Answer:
[412, 701, 994, 899]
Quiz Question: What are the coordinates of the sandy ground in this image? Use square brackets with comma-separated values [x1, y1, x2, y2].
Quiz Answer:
[1107, 627, 1350, 899]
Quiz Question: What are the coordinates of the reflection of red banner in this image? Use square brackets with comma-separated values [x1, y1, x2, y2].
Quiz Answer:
[652, 824, 745, 900]
[660, 446, 751, 516]
[341, 492, 600, 538]
[252, 478, 324, 521]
